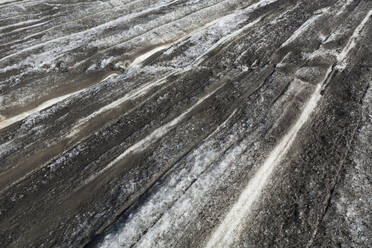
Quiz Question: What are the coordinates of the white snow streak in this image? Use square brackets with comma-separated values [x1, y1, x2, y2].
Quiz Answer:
[0, 0, 17, 4]
[0, 91, 82, 130]
[206, 9, 372, 246]
[96, 109, 238, 248]
[0, 73, 118, 130]
[280, 10, 327, 48]
[65, 72, 175, 139]
[101, 72, 119, 82]
[195, 16, 263, 65]
[337, 9, 372, 69]
[129, 45, 171, 68]
[82, 81, 227, 187]
[205, 83, 325, 248]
